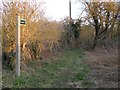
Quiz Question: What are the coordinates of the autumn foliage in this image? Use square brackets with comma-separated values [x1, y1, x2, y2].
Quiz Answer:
[83, 1, 119, 48]
[2, 1, 65, 69]
[1, 1, 119, 69]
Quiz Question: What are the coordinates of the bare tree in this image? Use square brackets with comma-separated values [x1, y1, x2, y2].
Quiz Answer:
[83, 0, 119, 48]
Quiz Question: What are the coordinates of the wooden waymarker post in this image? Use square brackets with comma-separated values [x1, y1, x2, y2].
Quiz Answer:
[16, 14, 26, 76]
[16, 14, 21, 76]
[16, 14, 20, 76]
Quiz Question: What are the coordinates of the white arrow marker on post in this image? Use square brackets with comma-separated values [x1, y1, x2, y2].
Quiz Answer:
[20, 19, 26, 25]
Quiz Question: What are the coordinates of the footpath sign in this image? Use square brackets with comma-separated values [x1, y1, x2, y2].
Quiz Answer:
[20, 19, 26, 25]
[16, 14, 26, 76]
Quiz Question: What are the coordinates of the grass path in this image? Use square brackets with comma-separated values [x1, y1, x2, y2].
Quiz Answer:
[3, 49, 95, 88]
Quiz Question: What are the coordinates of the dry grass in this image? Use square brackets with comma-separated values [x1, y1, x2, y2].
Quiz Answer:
[84, 44, 118, 88]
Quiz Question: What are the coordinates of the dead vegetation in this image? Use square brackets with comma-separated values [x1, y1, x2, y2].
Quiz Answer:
[84, 42, 118, 88]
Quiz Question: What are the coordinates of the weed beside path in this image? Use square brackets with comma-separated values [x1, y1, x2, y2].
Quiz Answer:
[84, 46, 118, 88]
[2, 49, 94, 88]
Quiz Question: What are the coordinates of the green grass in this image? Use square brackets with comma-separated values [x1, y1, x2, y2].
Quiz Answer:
[0, 73, 2, 89]
[2, 49, 95, 88]
[81, 80, 95, 88]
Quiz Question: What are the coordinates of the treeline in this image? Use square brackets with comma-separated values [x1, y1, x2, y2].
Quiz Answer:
[1, 1, 65, 69]
[1, 1, 120, 69]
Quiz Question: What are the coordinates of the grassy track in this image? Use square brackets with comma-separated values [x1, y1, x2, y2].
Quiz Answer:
[2, 49, 95, 88]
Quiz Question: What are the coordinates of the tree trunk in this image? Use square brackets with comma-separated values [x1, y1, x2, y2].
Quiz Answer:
[92, 16, 99, 49]
[92, 35, 97, 49]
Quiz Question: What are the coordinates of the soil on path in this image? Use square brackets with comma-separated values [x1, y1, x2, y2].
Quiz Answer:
[84, 46, 118, 88]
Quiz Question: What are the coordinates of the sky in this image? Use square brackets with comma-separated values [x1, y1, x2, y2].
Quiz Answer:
[39, 0, 83, 21]
[42, 0, 119, 21]
[0, 0, 84, 21]
[0, 0, 119, 21]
